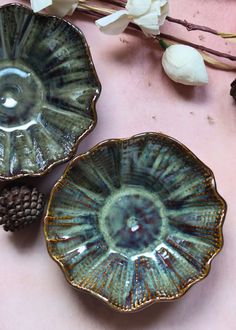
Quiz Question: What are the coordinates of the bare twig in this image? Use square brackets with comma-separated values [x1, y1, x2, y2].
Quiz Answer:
[100, 0, 126, 7]
[96, 0, 233, 38]
[166, 16, 219, 35]
[158, 33, 236, 61]
[78, 6, 236, 62]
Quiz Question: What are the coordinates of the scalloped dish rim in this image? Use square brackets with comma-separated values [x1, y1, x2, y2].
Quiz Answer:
[44, 132, 227, 313]
[0, 3, 101, 181]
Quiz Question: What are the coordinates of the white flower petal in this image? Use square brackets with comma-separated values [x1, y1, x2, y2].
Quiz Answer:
[97, 0, 169, 36]
[31, 0, 78, 16]
[162, 45, 208, 86]
[140, 25, 160, 36]
[134, 12, 160, 35]
[126, 0, 152, 17]
[47, 3, 77, 17]
[67, 3, 78, 15]
[31, 0, 52, 12]
[96, 10, 130, 35]
[132, 0, 168, 35]
[158, 2, 169, 26]
[159, 0, 168, 6]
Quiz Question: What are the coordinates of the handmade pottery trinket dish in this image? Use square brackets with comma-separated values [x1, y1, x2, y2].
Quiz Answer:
[0, 4, 100, 180]
[44, 132, 226, 312]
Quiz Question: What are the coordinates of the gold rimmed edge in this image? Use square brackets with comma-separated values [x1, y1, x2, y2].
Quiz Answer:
[44, 132, 227, 313]
[0, 3, 101, 181]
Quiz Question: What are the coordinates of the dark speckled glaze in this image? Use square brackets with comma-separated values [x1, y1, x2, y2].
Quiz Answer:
[45, 133, 226, 312]
[0, 4, 101, 180]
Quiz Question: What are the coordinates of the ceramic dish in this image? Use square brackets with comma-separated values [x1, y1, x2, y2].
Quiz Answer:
[44, 133, 226, 312]
[0, 4, 100, 180]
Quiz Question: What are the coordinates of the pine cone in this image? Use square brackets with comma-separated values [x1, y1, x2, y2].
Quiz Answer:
[230, 79, 236, 101]
[0, 186, 44, 232]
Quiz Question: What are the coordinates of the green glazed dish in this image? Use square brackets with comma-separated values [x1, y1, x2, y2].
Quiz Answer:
[45, 132, 226, 312]
[0, 4, 100, 180]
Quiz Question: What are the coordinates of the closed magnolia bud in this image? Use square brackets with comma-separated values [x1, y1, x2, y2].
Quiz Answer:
[162, 44, 208, 86]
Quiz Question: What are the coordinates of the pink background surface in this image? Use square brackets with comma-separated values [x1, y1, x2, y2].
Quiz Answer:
[0, 1, 236, 329]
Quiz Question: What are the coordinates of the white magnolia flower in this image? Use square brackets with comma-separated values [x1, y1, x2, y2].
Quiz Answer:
[31, 0, 78, 17]
[96, 0, 169, 36]
[162, 44, 208, 86]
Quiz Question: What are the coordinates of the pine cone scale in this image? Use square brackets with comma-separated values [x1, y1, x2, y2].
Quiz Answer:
[0, 186, 45, 232]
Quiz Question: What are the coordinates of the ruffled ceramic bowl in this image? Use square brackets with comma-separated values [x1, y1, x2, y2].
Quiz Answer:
[44, 133, 226, 312]
[0, 4, 100, 180]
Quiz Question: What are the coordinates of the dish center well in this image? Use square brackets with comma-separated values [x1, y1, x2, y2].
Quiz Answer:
[0, 61, 44, 131]
[99, 188, 167, 257]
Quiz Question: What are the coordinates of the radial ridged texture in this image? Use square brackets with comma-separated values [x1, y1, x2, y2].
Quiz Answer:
[0, 4, 100, 179]
[45, 133, 226, 312]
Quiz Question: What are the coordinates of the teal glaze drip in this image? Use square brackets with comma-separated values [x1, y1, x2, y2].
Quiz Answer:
[45, 133, 226, 312]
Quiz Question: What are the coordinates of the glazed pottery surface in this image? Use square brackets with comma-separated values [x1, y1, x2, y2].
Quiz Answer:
[44, 133, 226, 312]
[0, 4, 100, 179]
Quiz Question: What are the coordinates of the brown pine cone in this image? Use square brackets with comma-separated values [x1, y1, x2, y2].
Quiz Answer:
[230, 79, 236, 101]
[0, 186, 44, 232]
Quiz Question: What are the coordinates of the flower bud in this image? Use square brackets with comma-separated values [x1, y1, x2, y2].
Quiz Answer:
[162, 44, 208, 86]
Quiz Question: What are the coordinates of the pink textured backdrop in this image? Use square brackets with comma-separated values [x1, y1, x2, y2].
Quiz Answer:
[0, 1, 236, 329]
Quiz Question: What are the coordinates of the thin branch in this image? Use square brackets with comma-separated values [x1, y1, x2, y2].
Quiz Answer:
[99, 0, 125, 7]
[158, 33, 236, 61]
[166, 16, 219, 35]
[79, 2, 114, 14]
[78, 7, 236, 62]
[96, 1, 230, 37]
